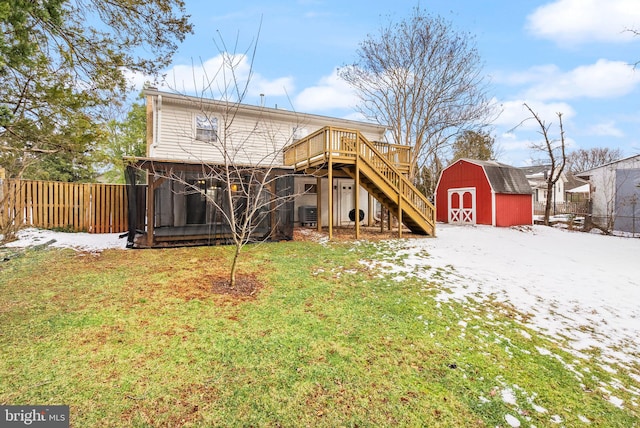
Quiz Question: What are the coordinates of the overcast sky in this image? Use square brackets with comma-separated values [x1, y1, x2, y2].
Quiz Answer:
[136, 0, 640, 167]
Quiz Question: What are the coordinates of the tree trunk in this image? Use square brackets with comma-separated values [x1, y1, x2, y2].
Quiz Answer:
[544, 181, 554, 226]
[229, 244, 242, 288]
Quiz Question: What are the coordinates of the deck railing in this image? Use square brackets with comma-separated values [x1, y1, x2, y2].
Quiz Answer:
[284, 127, 411, 173]
[283, 126, 434, 233]
[354, 132, 435, 228]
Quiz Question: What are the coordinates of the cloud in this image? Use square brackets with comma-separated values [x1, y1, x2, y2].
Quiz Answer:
[585, 121, 625, 138]
[496, 60, 640, 101]
[123, 67, 154, 91]
[127, 54, 295, 100]
[496, 65, 560, 86]
[524, 60, 640, 100]
[493, 100, 576, 130]
[526, 0, 640, 44]
[498, 132, 533, 151]
[293, 69, 358, 113]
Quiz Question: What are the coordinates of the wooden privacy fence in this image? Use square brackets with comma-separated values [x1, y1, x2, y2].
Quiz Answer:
[0, 179, 128, 233]
[534, 201, 589, 216]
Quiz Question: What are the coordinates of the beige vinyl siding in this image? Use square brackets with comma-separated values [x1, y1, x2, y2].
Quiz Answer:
[149, 97, 387, 166]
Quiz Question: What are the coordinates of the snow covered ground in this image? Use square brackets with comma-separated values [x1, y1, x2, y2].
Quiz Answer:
[4, 224, 639, 366]
[3, 228, 127, 252]
[370, 224, 640, 366]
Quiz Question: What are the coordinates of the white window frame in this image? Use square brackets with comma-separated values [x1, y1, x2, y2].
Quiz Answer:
[195, 114, 218, 143]
[292, 126, 308, 141]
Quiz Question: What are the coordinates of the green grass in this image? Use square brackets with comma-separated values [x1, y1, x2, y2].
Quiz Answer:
[0, 240, 638, 427]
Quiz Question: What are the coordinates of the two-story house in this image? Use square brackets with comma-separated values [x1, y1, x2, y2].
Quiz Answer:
[125, 89, 435, 248]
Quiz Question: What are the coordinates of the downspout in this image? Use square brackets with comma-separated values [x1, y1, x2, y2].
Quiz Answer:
[152, 95, 162, 151]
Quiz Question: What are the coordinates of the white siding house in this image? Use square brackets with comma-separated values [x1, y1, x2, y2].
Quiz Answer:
[147, 89, 386, 166]
[519, 165, 568, 204]
[576, 155, 640, 233]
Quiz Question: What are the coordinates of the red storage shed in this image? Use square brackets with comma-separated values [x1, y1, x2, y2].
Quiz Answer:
[435, 159, 533, 227]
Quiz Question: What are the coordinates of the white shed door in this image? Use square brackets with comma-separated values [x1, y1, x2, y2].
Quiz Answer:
[448, 188, 476, 224]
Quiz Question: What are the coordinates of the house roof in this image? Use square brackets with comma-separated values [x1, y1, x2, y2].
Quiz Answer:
[576, 154, 640, 177]
[519, 164, 550, 177]
[566, 183, 590, 193]
[460, 159, 533, 194]
[564, 173, 588, 192]
[144, 88, 390, 135]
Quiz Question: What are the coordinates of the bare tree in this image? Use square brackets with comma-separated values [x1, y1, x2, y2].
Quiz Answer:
[138, 31, 298, 289]
[629, 27, 640, 68]
[338, 7, 497, 195]
[566, 147, 623, 174]
[522, 103, 567, 226]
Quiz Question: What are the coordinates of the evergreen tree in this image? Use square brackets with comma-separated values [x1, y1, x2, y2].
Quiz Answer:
[95, 97, 147, 183]
[451, 130, 496, 162]
[0, 0, 191, 180]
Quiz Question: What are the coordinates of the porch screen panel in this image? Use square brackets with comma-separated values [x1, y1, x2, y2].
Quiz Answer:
[274, 174, 294, 240]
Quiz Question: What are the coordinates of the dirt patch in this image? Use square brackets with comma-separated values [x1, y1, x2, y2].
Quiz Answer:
[133, 274, 263, 303]
[208, 273, 262, 299]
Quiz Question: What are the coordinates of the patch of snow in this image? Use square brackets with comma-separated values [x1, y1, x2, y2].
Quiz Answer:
[4, 228, 126, 252]
[504, 414, 521, 427]
[371, 224, 640, 365]
[501, 387, 517, 405]
[535, 347, 552, 356]
[550, 415, 563, 424]
[598, 364, 617, 374]
[531, 403, 547, 414]
[608, 395, 624, 409]
[578, 414, 591, 424]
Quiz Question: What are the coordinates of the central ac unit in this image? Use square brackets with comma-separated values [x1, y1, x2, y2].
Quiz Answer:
[298, 206, 317, 226]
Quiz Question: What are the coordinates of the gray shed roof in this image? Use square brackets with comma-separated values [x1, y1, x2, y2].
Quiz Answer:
[463, 159, 533, 194]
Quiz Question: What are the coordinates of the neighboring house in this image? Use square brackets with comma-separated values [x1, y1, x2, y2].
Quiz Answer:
[126, 89, 435, 247]
[518, 165, 568, 205]
[564, 174, 590, 203]
[435, 159, 533, 227]
[576, 155, 640, 233]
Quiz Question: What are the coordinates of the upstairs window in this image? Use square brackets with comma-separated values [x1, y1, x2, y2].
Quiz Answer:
[292, 126, 308, 141]
[196, 114, 218, 142]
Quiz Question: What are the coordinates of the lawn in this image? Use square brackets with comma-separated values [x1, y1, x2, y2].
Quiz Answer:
[0, 235, 638, 427]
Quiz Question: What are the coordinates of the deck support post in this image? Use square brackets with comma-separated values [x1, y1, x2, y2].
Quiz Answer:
[316, 176, 322, 232]
[327, 130, 333, 241]
[354, 135, 360, 240]
[397, 193, 403, 238]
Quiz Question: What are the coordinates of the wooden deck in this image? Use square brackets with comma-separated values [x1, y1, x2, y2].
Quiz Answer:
[283, 126, 435, 238]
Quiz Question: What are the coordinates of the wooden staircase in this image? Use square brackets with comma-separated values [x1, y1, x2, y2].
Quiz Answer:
[284, 126, 435, 236]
